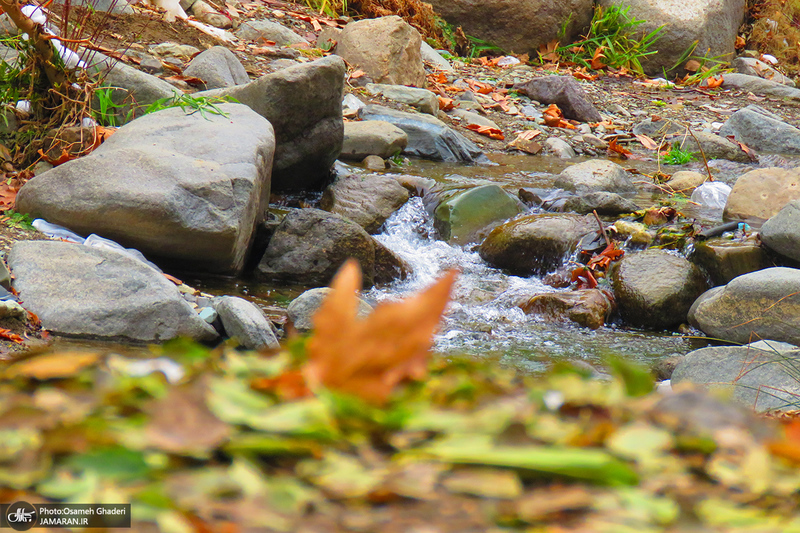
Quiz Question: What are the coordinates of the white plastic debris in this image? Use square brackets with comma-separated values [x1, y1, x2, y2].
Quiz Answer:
[109, 355, 185, 384]
[762, 53, 778, 65]
[656, 380, 673, 394]
[81, 117, 97, 128]
[32, 219, 84, 243]
[543, 390, 565, 411]
[21, 4, 47, 24]
[51, 38, 86, 69]
[690, 181, 732, 210]
[15, 100, 31, 114]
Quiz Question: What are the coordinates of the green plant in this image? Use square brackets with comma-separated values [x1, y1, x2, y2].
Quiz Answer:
[553, 4, 663, 75]
[464, 35, 503, 59]
[142, 92, 239, 119]
[2, 210, 35, 230]
[92, 85, 127, 127]
[662, 142, 696, 165]
[304, 0, 347, 17]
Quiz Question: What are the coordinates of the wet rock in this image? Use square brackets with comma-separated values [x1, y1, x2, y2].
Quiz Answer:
[554, 160, 635, 194]
[612, 220, 653, 247]
[689, 267, 800, 345]
[514, 76, 601, 122]
[420, 41, 453, 72]
[17, 104, 274, 275]
[430, 184, 524, 245]
[8, 241, 217, 342]
[611, 249, 708, 329]
[479, 213, 595, 275]
[373, 240, 411, 285]
[425, 0, 592, 58]
[545, 138, 576, 158]
[723, 167, 800, 223]
[761, 200, 800, 263]
[288, 288, 373, 333]
[719, 105, 800, 155]
[213, 296, 279, 350]
[183, 46, 249, 90]
[394, 175, 437, 197]
[722, 73, 800, 99]
[732, 57, 794, 86]
[597, 0, 745, 75]
[671, 344, 800, 412]
[235, 20, 309, 46]
[562, 191, 638, 216]
[359, 105, 486, 163]
[519, 289, 614, 329]
[198, 56, 345, 192]
[257, 208, 384, 288]
[336, 16, 425, 87]
[366, 83, 438, 115]
[320, 173, 410, 233]
[341, 120, 408, 160]
[691, 236, 772, 286]
[362, 155, 386, 170]
[664, 171, 706, 193]
[633, 119, 751, 162]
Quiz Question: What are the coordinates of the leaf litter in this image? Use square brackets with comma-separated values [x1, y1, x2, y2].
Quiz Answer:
[1, 261, 800, 531]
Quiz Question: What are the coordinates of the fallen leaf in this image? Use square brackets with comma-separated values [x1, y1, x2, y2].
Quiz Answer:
[349, 69, 366, 79]
[251, 370, 311, 400]
[305, 260, 457, 405]
[572, 69, 598, 81]
[607, 138, 632, 159]
[726, 136, 758, 162]
[0, 182, 17, 210]
[735, 35, 746, 50]
[7, 351, 100, 379]
[438, 97, 455, 111]
[38, 148, 76, 167]
[570, 267, 597, 289]
[508, 130, 542, 154]
[164, 75, 206, 87]
[590, 46, 607, 70]
[465, 123, 505, 140]
[685, 59, 701, 72]
[705, 75, 724, 88]
[634, 134, 659, 150]
[538, 39, 560, 63]
[0, 328, 24, 344]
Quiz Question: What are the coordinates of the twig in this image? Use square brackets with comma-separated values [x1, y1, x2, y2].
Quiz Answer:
[685, 127, 713, 181]
[592, 209, 611, 247]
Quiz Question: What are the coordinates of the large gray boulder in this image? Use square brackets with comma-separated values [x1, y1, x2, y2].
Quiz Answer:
[691, 237, 771, 286]
[689, 267, 800, 345]
[479, 214, 595, 275]
[183, 46, 250, 90]
[514, 76, 601, 122]
[554, 160, 635, 194]
[672, 344, 800, 412]
[359, 105, 487, 163]
[258, 208, 390, 288]
[723, 167, 800, 223]
[213, 296, 279, 350]
[8, 241, 217, 343]
[761, 200, 800, 263]
[598, 0, 746, 75]
[425, 0, 593, 57]
[335, 16, 425, 87]
[365, 84, 438, 115]
[17, 104, 274, 275]
[198, 56, 345, 191]
[611, 249, 708, 329]
[320, 174, 410, 234]
[719, 105, 800, 155]
[95, 61, 176, 121]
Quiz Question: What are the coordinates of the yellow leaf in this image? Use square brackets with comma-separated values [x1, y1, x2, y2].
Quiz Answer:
[305, 260, 457, 405]
[7, 351, 100, 380]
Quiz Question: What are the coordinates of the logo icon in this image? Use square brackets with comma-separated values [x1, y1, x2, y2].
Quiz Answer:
[6, 502, 37, 531]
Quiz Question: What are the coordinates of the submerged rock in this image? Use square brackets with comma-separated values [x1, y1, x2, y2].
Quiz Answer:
[689, 267, 800, 345]
[691, 236, 772, 286]
[430, 184, 524, 245]
[479, 214, 595, 276]
[611, 249, 708, 329]
[8, 241, 217, 343]
[519, 289, 615, 329]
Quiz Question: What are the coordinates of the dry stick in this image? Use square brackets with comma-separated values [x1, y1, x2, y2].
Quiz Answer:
[685, 126, 714, 181]
[592, 209, 611, 247]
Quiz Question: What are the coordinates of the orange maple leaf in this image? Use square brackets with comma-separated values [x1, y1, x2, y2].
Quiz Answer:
[438, 97, 455, 111]
[305, 260, 457, 405]
[465, 124, 505, 140]
[705, 75, 724, 88]
[607, 138, 632, 159]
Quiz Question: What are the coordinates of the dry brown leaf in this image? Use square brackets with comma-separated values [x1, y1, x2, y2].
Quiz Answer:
[7, 351, 100, 380]
[538, 39, 560, 62]
[705, 75, 724, 88]
[305, 260, 457, 405]
[508, 131, 542, 154]
[607, 138, 632, 159]
[590, 46, 607, 70]
[685, 59, 701, 72]
[735, 35, 746, 50]
[438, 97, 455, 111]
[465, 123, 505, 140]
[634, 134, 659, 150]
